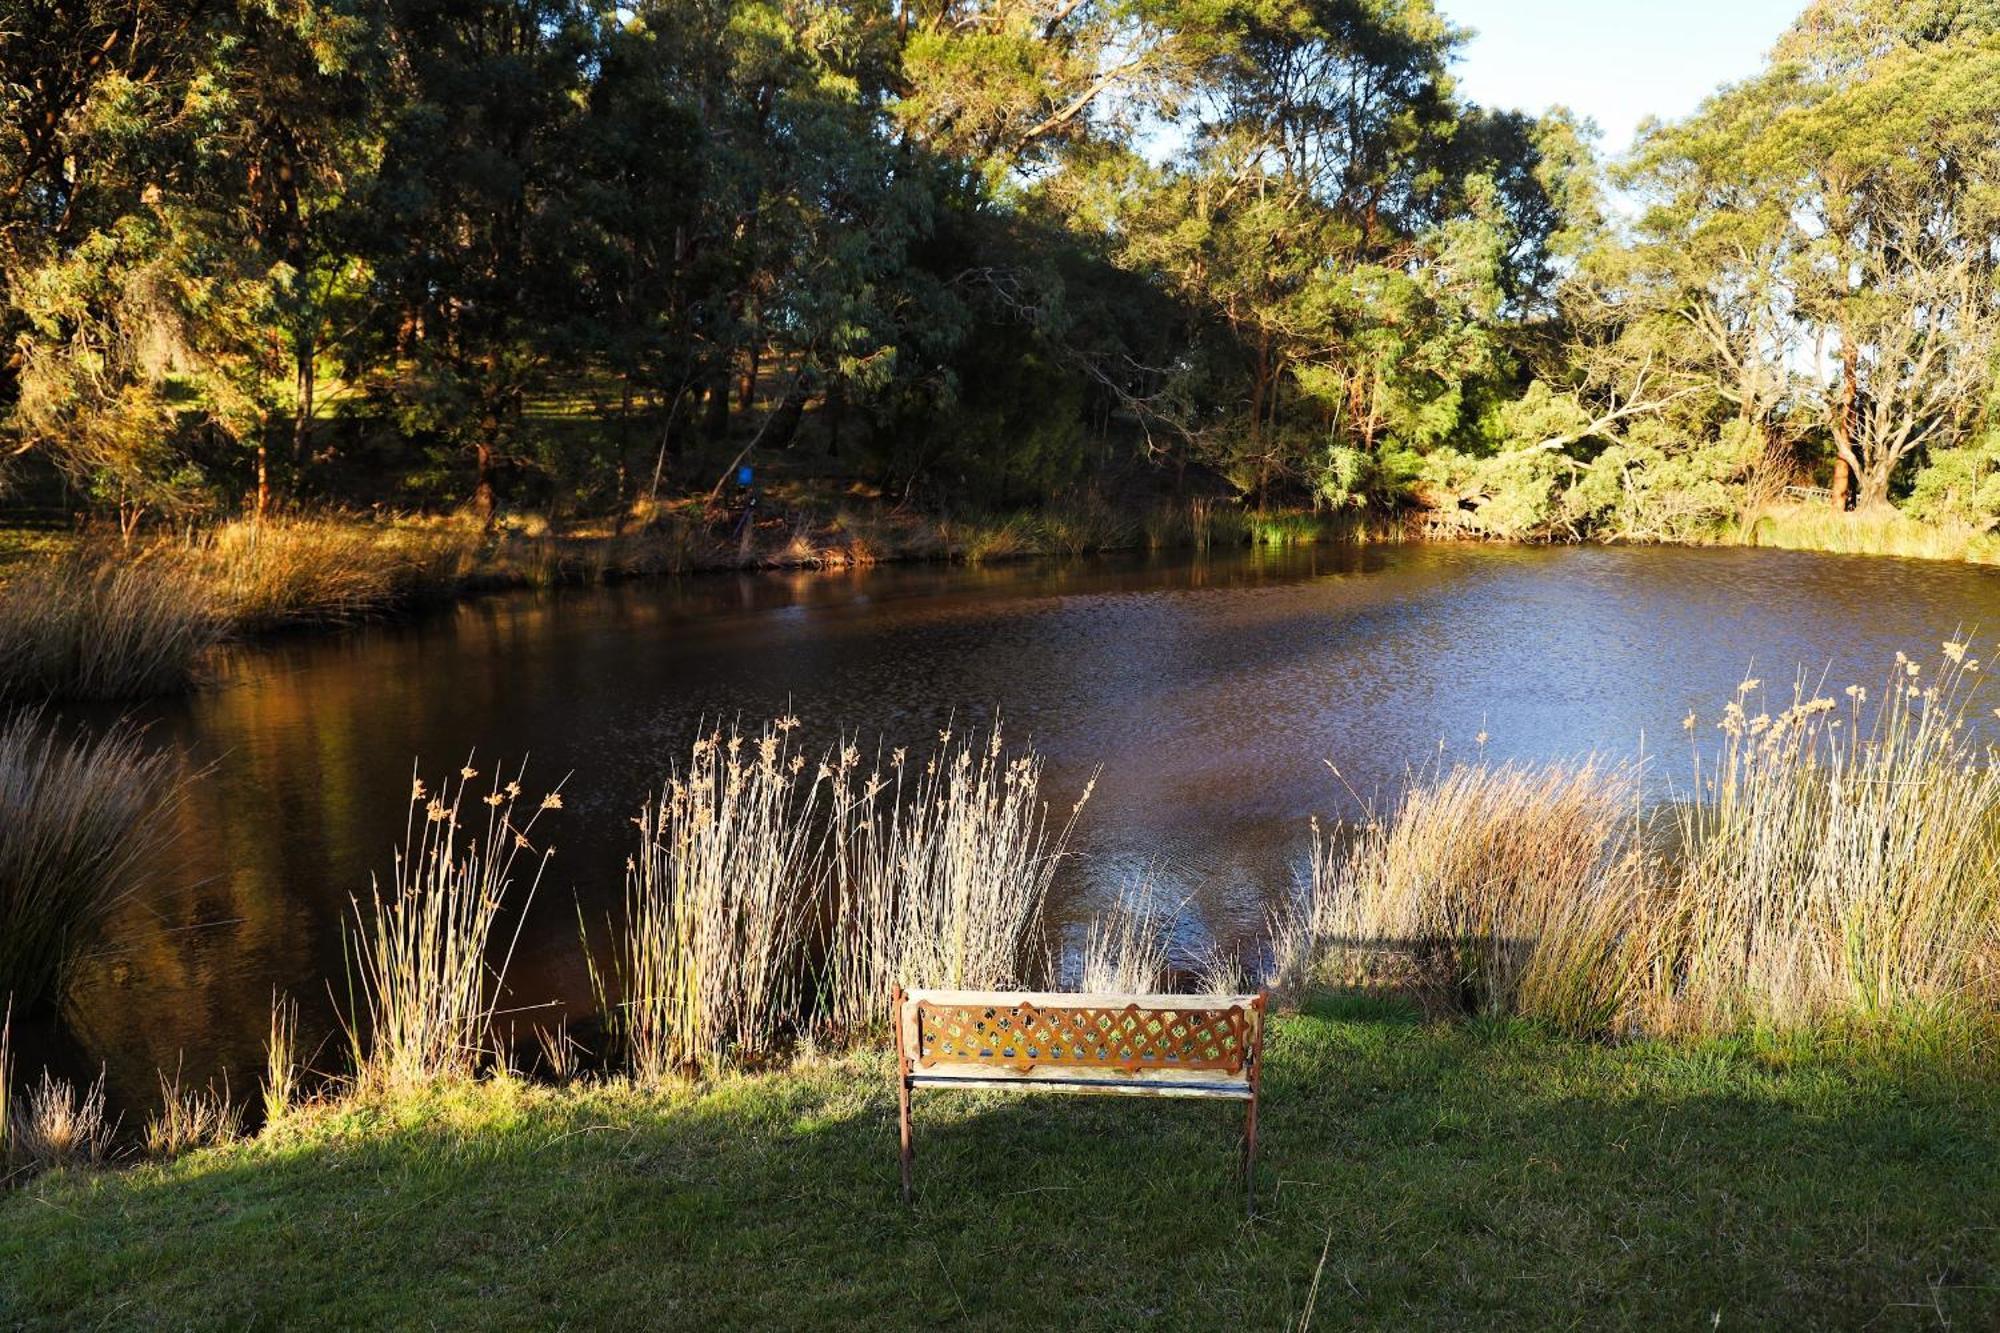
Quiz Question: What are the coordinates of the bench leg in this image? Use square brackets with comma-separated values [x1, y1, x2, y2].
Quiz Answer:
[899, 1075, 914, 1205]
[895, 986, 914, 1205]
[1241, 1093, 1259, 1216]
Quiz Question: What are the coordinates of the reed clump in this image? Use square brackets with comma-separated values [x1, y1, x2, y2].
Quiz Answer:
[0, 713, 190, 1013]
[1076, 886, 1174, 993]
[345, 762, 559, 1093]
[1278, 761, 1642, 1036]
[822, 726, 1092, 1033]
[1741, 503, 2000, 565]
[595, 719, 1090, 1078]
[611, 720, 823, 1080]
[0, 1000, 12, 1170]
[193, 517, 474, 630]
[1646, 652, 2000, 1034]
[1280, 649, 2000, 1044]
[263, 992, 301, 1124]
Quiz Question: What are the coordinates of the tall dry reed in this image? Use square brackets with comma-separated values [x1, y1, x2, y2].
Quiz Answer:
[0, 713, 190, 1012]
[1279, 647, 2000, 1042]
[1280, 761, 1642, 1035]
[822, 725, 1092, 1033]
[1, 999, 12, 1169]
[592, 719, 1090, 1074]
[1648, 652, 2000, 1032]
[606, 720, 824, 1080]
[346, 762, 559, 1092]
[1077, 885, 1174, 993]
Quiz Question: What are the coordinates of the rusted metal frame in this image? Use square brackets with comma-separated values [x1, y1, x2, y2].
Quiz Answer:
[895, 988, 1271, 1208]
[895, 984, 914, 1205]
[1242, 992, 1266, 1216]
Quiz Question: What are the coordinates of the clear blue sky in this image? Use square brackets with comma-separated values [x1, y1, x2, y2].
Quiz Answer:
[1440, 0, 1808, 156]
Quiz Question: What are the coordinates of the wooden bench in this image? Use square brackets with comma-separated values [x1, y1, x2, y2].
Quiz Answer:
[893, 986, 1268, 1210]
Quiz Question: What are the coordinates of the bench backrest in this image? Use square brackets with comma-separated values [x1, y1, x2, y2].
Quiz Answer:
[896, 987, 1265, 1098]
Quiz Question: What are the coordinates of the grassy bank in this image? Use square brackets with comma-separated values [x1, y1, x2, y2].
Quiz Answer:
[1736, 502, 2000, 563]
[3, 993, 1996, 1328]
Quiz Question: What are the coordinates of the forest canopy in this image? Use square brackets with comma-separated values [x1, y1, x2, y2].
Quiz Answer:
[3, 0, 1998, 537]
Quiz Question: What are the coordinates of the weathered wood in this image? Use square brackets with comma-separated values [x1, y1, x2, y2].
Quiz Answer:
[904, 987, 1257, 1011]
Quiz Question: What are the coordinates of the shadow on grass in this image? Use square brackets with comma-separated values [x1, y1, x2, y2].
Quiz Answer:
[3, 994, 1997, 1330]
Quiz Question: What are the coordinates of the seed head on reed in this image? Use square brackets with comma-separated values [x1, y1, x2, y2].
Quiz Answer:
[346, 759, 558, 1092]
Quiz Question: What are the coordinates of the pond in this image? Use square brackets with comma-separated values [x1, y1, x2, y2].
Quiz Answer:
[53, 542, 2000, 1108]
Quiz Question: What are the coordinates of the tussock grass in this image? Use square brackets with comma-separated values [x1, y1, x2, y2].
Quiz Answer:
[13, 1069, 116, 1170]
[1281, 761, 1641, 1036]
[143, 1066, 242, 1157]
[262, 992, 300, 1125]
[194, 518, 477, 630]
[0, 556, 224, 700]
[345, 762, 559, 1093]
[0, 714, 190, 1013]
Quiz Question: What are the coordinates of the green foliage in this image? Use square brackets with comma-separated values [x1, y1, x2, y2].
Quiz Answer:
[5, 0, 1993, 543]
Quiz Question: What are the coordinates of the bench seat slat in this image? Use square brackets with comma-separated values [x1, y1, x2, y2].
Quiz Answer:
[910, 1072, 1252, 1099]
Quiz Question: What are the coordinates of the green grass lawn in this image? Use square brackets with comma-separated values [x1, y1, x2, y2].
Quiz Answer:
[4, 994, 1996, 1329]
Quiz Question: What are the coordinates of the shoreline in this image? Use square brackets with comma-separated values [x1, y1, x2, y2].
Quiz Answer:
[3, 497, 1995, 707]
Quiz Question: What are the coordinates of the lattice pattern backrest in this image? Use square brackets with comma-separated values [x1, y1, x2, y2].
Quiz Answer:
[915, 1001, 1254, 1073]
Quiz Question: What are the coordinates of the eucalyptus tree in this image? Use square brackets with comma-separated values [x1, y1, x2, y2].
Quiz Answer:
[1617, 0, 2000, 511]
[1070, 0, 1583, 507]
[0, 1, 219, 520]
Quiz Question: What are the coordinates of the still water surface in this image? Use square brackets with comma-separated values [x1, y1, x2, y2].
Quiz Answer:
[59, 543, 2000, 1105]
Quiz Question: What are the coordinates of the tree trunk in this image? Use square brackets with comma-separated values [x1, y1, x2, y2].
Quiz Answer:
[255, 439, 271, 520]
[292, 333, 315, 471]
[737, 342, 760, 412]
[1856, 462, 1893, 512]
[1831, 321, 1859, 512]
[770, 372, 810, 448]
[474, 438, 498, 527]
[703, 365, 730, 440]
